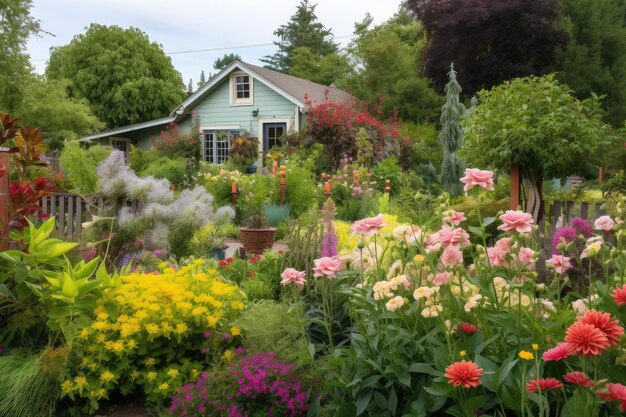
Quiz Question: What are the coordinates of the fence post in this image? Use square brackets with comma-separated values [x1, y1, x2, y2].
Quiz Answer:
[0, 149, 10, 250]
[279, 166, 286, 206]
[510, 165, 520, 210]
[231, 182, 238, 205]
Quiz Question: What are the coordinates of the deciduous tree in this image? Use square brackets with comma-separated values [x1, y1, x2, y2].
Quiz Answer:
[46, 24, 185, 128]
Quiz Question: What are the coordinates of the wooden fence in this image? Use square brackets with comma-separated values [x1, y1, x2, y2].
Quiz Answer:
[39, 193, 141, 241]
[539, 200, 604, 235]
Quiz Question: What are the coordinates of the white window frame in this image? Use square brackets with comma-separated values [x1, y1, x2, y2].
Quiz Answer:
[201, 127, 242, 164]
[109, 137, 130, 161]
[229, 72, 253, 106]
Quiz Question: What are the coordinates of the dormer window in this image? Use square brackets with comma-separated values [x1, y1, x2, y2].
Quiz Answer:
[230, 73, 253, 106]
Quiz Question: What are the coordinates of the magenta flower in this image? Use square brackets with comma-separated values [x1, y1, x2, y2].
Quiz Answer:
[351, 214, 386, 236]
[460, 168, 494, 192]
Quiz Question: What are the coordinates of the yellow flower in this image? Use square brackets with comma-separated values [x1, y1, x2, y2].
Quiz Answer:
[145, 357, 156, 366]
[532, 343, 539, 351]
[126, 339, 137, 349]
[167, 368, 179, 378]
[223, 349, 233, 361]
[100, 371, 115, 382]
[145, 323, 159, 334]
[98, 388, 106, 398]
[191, 369, 199, 378]
[459, 350, 466, 357]
[207, 315, 219, 327]
[147, 371, 157, 381]
[413, 254, 425, 265]
[519, 351, 534, 361]
[92, 321, 107, 330]
[112, 341, 124, 353]
[74, 376, 87, 388]
[175, 323, 188, 334]
[159, 383, 169, 391]
[158, 262, 169, 269]
[61, 380, 73, 393]
[130, 370, 139, 380]
[192, 306, 208, 317]
[231, 301, 244, 310]
[230, 326, 241, 336]
[79, 328, 90, 339]
[97, 312, 109, 321]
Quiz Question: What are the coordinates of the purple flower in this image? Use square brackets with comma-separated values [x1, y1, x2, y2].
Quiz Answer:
[571, 217, 593, 238]
[153, 249, 166, 259]
[203, 331, 212, 339]
[321, 225, 338, 258]
[552, 226, 577, 254]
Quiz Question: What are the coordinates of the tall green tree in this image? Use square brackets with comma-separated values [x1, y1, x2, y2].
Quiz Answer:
[438, 64, 465, 195]
[213, 53, 241, 71]
[46, 24, 185, 128]
[261, 0, 339, 74]
[556, 0, 626, 127]
[289, 46, 350, 86]
[341, 11, 441, 122]
[0, 0, 41, 113]
[462, 75, 618, 222]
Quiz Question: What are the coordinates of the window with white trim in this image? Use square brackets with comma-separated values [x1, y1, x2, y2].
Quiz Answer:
[203, 130, 240, 164]
[230, 73, 253, 105]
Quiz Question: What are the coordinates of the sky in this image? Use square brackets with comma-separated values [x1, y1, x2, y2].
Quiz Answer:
[26, 0, 403, 86]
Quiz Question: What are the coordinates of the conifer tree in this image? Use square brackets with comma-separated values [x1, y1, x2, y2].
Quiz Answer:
[187, 78, 193, 94]
[438, 63, 465, 196]
[197, 70, 206, 89]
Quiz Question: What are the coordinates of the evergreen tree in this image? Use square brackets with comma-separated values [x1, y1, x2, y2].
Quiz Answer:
[213, 53, 241, 71]
[197, 70, 206, 89]
[187, 78, 193, 94]
[438, 63, 465, 196]
[261, 0, 338, 73]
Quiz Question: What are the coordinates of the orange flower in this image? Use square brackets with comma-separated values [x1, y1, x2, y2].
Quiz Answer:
[578, 310, 624, 347]
[526, 378, 564, 393]
[613, 285, 626, 307]
[564, 322, 610, 357]
[444, 360, 483, 388]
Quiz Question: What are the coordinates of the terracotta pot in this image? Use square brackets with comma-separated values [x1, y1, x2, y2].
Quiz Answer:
[239, 227, 276, 255]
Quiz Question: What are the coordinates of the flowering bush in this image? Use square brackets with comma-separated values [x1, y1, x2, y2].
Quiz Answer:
[63, 259, 246, 411]
[151, 118, 200, 160]
[168, 349, 308, 417]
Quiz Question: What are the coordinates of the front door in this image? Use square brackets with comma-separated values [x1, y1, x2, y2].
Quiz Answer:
[263, 123, 287, 153]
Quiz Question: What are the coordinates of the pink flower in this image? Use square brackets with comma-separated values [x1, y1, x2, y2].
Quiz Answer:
[487, 246, 508, 267]
[612, 284, 626, 306]
[352, 214, 386, 236]
[460, 168, 495, 192]
[433, 271, 452, 286]
[545, 255, 573, 274]
[440, 247, 463, 267]
[563, 371, 593, 388]
[526, 378, 564, 393]
[594, 215, 615, 232]
[312, 257, 343, 279]
[280, 268, 307, 289]
[497, 210, 534, 234]
[517, 247, 536, 269]
[542, 342, 575, 361]
[458, 322, 479, 335]
[443, 210, 466, 226]
[436, 225, 471, 249]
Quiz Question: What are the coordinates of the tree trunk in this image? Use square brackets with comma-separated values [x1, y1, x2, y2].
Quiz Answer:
[525, 177, 544, 225]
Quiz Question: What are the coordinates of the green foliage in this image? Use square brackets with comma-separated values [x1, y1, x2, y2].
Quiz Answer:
[289, 46, 351, 86]
[271, 160, 320, 217]
[141, 157, 188, 187]
[261, 0, 339, 75]
[462, 75, 618, 182]
[46, 24, 185, 128]
[399, 122, 442, 169]
[235, 300, 311, 365]
[438, 64, 465, 196]
[556, 0, 626, 127]
[263, 203, 291, 227]
[0, 350, 64, 417]
[237, 176, 271, 228]
[283, 209, 324, 276]
[59, 141, 111, 194]
[371, 157, 402, 195]
[0, 0, 40, 113]
[213, 53, 241, 71]
[342, 11, 442, 123]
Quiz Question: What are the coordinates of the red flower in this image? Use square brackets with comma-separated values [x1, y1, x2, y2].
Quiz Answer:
[526, 378, 564, 393]
[34, 177, 47, 190]
[218, 260, 228, 266]
[564, 322, 610, 357]
[542, 342, 575, 361]
[458, 322, 479, 335]
[612, 285, 626, 307]
[37, 213, 50, 220]
[578, 310, 624, 347]
[607, 383, 626, 409]
[249, 255, 261, 263]
[563, 371, 593, 388]
[444, 360, 483, 388]
[225, 257, 234, 263]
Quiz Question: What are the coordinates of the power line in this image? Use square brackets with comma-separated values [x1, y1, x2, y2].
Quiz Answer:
[30, 34, 357, 62]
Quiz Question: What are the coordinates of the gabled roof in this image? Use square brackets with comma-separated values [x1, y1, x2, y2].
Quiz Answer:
[172, 60, 355, 116]
[81, 60, 355, 141]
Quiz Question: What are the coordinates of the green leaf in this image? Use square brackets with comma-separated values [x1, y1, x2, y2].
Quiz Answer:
[468, 225, 484, 236]
[424, 381, 453, 397]
[104, 301, 121, 322]
[41, 241, 78, 259]
[388, 386, 398, 414]
[409, 362, 440, 376]
[0, 283, 11, 297]
[481, 216, 497, 227]
[356, 390, 373, 416]
[61, 322, 78, 348]
[15, 265, 29, 284]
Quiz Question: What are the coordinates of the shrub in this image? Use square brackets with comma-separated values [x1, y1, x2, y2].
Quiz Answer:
[168, 350, 309, 417]
[59, 141, 112, 194]
[64, 260, 246, 411]
[140, 157, 188, 187]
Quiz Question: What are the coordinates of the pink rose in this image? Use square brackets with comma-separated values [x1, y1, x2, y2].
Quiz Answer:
[487, 246, 508, 267]
[424, 232, 442, 253]
[436, 225, 471, 249]
[440, 247, 463, 267]
[497, 210, 534, 234]
[280, 268, 306, 289]
[352, 214, 386, 236]
[517, 247, 536, 270]
[460, 168, 495, 192]
[545, 255, 572, 274]
[313, 257, 344, 278]
[433, 271, 452, 286]
[594, 215, 615, 232]
[442, 210, 466, 226]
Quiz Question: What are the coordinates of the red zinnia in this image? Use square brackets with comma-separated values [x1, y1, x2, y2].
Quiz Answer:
[578, 310, 624, 347]
[542, 342, 575, 361]
[458, 322, 479, 335]
[564, 322, 610, 357]
[563, 371, 593, 388]
[526, 378, 564, 393]
[613, 285, 626, 307]
[444, 360, 483, 388]
[606, 383, 626, 410]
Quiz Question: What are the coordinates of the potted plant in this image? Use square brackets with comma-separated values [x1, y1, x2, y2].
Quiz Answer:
[237, 177, 275, 255]
[229, 134, 259, 173]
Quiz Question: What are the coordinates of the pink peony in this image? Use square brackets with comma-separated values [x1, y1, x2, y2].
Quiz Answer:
[594, 215, 615, 232]
[436, 225, 471, 249]
[312, 257, 343, 279]
[545, 255, 573, 274]
[440, 247, 463, 267]
[433, 271, 452, 286]
[352, 214, 386, 236]
[443, 210, 466, 226]
[280, 268, 307, 289]
[517, 247, 536, 269]
[497, 210, 534, 234]
[459, 168, 495, 192]
[487, 246, 508, 267]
